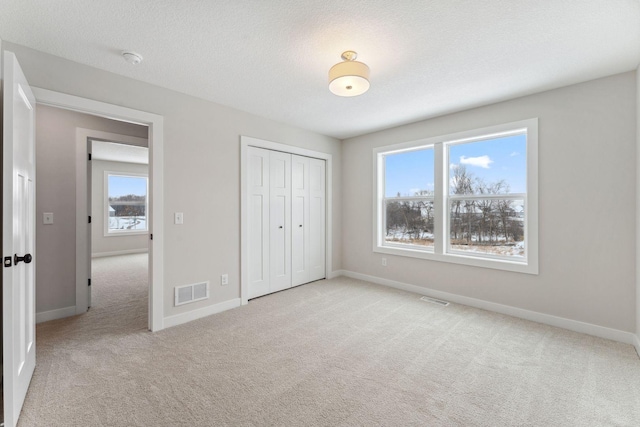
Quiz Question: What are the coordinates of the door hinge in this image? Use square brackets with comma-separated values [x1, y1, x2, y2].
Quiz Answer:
[88, 153, 92, 161]
[150, 234, 153, 240]
[88, 278, 91, 287]
[88, 216, 92, 224]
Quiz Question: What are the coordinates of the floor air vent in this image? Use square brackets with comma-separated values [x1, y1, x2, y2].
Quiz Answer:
[175, 281, 209, 306]
[420, 296, 450, 306]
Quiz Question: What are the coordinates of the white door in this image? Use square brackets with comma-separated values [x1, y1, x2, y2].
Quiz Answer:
[269, 151, 291, 293]
[291, 155, 310, 286]
[247, 147, 270, 298]
[309, 158, 326, 281]
[2, 51, 37, 427]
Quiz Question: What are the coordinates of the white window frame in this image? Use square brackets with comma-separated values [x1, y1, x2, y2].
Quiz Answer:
[373, 118, 538, 274]
[104, 171, 149, 237]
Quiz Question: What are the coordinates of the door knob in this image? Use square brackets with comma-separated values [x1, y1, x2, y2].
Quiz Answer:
[278, 226, 283, 229]
[14, 253, 32, 265]
[299, 225, 303, 227]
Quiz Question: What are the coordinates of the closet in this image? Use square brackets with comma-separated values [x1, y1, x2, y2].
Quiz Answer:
[247, 147, 326, 299]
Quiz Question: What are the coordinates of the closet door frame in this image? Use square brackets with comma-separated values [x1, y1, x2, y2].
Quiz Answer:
[240, 136, 333, 305]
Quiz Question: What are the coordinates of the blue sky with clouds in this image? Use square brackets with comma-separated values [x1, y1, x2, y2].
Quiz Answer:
[385, 134, 526, 197]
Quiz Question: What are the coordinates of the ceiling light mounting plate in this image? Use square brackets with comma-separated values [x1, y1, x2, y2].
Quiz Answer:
[341, 51, 358, 61]
[122, 51, 143, 65]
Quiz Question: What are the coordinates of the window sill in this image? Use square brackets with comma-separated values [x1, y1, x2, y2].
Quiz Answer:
[373, 244, 538, 275]
[105, 231, 149, 237]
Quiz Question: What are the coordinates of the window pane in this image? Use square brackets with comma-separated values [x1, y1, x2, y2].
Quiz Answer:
[108, 175, 147, 232]
[449, 199, 524, 258]
[448, 134, 526, 195]
[385, 148, 434, 197]
[385, 200, 434, 248]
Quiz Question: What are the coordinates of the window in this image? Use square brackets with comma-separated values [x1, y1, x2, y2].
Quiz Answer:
[374, 119, 538, 274]
[105, 172, 148, 235]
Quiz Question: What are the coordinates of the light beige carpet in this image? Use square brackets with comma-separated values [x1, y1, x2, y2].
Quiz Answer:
[18, 254, 640, 426]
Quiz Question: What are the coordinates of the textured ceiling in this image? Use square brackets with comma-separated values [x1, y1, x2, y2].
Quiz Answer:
[1, 0, 639, 139]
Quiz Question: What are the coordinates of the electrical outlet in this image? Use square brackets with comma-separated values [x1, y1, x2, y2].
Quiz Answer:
[43, 212, 54, 225]
[174, 212, 184, 225]
[221, 274, 229, 286]
[382, 258, 387, 266]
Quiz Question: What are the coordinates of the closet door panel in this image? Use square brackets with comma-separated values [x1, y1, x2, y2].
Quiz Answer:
[247, 147, 270, 298]
[269, 151, 292, 292]
[291, 155, 310, 286]
[309, 158, 326, 281]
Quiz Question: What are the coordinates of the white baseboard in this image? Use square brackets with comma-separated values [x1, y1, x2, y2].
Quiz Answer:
[327, 269, 345, 279]
[36, 306, 77, 323]
[92, 248, 148, 258]
[634, 334, 640, 358]
[339, 270, 637, 347]
[163, 298, 241, 329]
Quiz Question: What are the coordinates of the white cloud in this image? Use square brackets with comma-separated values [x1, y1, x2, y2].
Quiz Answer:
[510, 151, 519, 157]
[460, 155, 493, 169]
[449, 163, 459, 170]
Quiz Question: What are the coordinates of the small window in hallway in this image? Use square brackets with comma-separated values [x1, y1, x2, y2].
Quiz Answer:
[106, 172, 148, 234]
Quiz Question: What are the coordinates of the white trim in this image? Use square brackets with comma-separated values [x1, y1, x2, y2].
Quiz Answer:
[327, 269, 345, 279]
[372, 118, 538, 275]
[91, 248, 149, 258]
[634, 334, 640, 359]
[163, 298, 241, 329]
[240, 136, 333, 306]
[33, 87, 165, 332]
[339, 270, 637, 346]
[35, 306, 76, 324]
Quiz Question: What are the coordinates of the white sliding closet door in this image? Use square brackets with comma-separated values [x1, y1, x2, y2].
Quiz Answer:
[291, 155, 310, 287]
[269, 151, 292, 292]
[309, 158, 326, 281]
[247, 147, 270, 298]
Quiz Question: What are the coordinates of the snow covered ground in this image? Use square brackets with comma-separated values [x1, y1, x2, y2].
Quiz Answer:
[109, 216, 147, 231]
[386, 230, 524, 257]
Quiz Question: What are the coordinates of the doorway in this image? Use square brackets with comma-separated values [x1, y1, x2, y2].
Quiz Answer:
[88, 138, 150, 324]
[32, 87, 165, 331]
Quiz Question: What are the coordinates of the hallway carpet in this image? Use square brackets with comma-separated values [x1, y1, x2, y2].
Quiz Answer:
[19, 254, 640, 426]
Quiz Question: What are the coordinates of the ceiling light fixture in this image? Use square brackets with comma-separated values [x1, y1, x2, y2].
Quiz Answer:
[122, 51, 143, 65]
[328, 51, 370, 97]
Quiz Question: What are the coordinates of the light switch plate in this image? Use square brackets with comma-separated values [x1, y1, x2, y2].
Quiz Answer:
[174, 212, 184, 225]
[43, 212, 54, 225]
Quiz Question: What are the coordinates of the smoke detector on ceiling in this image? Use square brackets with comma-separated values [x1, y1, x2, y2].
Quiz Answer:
[122, 51, 143, 65]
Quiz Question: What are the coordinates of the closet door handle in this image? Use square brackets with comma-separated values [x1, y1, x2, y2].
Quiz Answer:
[299, 225, 302, 227]
[278, 226, 283, 229]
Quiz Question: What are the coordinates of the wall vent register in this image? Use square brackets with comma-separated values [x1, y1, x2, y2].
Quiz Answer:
[175, 281, 209, 306]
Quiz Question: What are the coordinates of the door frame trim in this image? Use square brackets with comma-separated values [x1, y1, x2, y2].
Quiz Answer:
[32, 87, 165, 331]
[240, 136, 333, 305]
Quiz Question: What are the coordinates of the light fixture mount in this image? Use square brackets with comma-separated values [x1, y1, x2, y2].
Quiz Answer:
[341, 51, 358, 61]
[329, 50, 370, 97]
[122, 51, 143, 65]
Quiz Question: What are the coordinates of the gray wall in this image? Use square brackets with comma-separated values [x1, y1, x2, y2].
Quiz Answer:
[91, 160, 149, 257]
[35, 105, 147, 313]
[3, 42, 342, 319]
[342, 71, 637, 332]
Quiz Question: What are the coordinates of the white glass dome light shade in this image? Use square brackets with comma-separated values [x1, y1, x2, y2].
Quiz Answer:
[328, 53, 370, 97]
